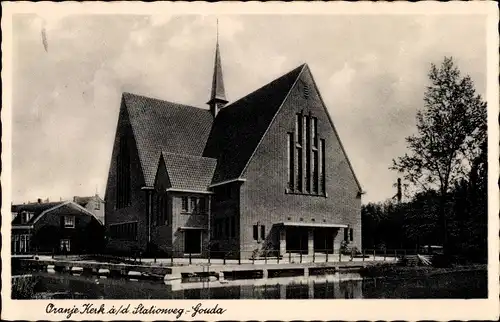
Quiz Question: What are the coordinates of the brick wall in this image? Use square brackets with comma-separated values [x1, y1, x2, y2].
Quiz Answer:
[104, 103, 148, 253]
[170, 192, 210, 257]
[210, 183, 241, 255]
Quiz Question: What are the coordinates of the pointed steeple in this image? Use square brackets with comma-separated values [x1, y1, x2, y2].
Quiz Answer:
[207, 19, 228, 117]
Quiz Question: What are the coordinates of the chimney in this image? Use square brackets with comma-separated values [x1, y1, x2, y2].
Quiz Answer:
[37, 198, 42, 204]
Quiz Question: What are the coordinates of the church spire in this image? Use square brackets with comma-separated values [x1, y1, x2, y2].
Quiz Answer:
[207, 19, 228, 117]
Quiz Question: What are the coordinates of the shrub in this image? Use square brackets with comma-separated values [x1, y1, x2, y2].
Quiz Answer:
[12, 276, 39, 299]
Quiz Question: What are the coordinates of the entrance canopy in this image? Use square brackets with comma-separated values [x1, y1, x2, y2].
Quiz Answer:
[275, 222, 348, 229]
[178, 226, 207, 231]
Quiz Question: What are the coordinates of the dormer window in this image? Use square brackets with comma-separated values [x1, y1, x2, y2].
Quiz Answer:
[20, 211, 34, 224]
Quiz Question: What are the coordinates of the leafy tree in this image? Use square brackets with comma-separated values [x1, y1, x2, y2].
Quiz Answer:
[391, 57, 487, 254]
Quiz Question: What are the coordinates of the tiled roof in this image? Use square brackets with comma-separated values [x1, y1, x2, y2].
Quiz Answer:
[161, 152, 217, 192]
[11, 202, 65, 225]
[122, 93, 214, 187]
[203, 64, 305, 184]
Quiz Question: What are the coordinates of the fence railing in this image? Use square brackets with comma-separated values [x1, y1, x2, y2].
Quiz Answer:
[18, 248, 431, 267]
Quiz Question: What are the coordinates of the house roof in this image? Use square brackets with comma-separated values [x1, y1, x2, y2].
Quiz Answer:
[73, 195, 104, 207]
[122, 92, 214, 187]
[11, 202, 65, 225]
[11, 201, 103, 226]
[203, 64, 305, 184]
[160, 152, 217, 192]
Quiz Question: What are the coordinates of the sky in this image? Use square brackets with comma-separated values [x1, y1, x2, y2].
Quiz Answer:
[9, 12, 487, 204]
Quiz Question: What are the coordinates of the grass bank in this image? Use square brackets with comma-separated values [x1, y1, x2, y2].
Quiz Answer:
[359, 263, 487, 279]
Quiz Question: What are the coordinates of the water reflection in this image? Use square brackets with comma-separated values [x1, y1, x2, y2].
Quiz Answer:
[16, 269, 486, 299]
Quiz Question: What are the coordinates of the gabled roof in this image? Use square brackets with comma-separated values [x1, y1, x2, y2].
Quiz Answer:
[203, 64, 305, 184]
[11, 201, 103, 226]
[160, 152, 217, 192]
[122, 92, 214, 187]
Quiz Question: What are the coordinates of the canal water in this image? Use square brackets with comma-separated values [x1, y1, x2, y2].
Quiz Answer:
[14, 269, 486, 299]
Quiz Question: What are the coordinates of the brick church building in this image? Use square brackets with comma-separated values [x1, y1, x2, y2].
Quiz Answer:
[105, 36, 363, 258]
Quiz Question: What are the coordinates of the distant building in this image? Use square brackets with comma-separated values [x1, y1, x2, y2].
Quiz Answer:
[105, 36, 362, 258]
[11, 199, 104, 255]
[73, 194, 105, 224]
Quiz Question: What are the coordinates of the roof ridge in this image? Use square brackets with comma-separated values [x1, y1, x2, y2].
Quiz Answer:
[122, 92, 208, 112]
[223, 64, 306, 111]
[13, 201, 65, 207]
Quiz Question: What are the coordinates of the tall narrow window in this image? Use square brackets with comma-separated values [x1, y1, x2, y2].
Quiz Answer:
[296, 113, 303, 143]
[253, 225, 259, 241]
[312, 117, 318, 148]
[296, 146, 303, 191]
[260, 225, 266, 240]
[198, 197, 206, 214]
[305, 115, 311, 192]
[190, 197, 197, 213]
[320, 139, 326, 194]
[156, 195, 161, 224]
[287, 132, 294, 190]
[116, 136, 131, 208]
[295, 113, 303, 192]
[162, 195, 168, 225]
[312, 149, 319, 194]
[181, 197, 188, 212]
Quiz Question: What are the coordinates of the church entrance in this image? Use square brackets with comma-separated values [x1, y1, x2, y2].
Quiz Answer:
[184, 229, 202, 255]
[285, 226, 308, 254]
[313, 227, 334, 253]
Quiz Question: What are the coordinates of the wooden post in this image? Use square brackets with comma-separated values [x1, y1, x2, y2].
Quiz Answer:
[339, 249, 341, 262]
[189, 252, 192, 265]
[171, 252, 173, 266]
[362, 249, 365, 262]
[313, 252, 315, 263]
[277, 252, 280, 264]
[373, 249, 376, 260]
[300, 252, 302, 263]
[238, 251, 241, 265]
[265, 252, 267, 264]
[326, 250, 328, 262]
[289, 252, 292, 263]
[384, 249, 387, 261]
[223, 253, 226, 265]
